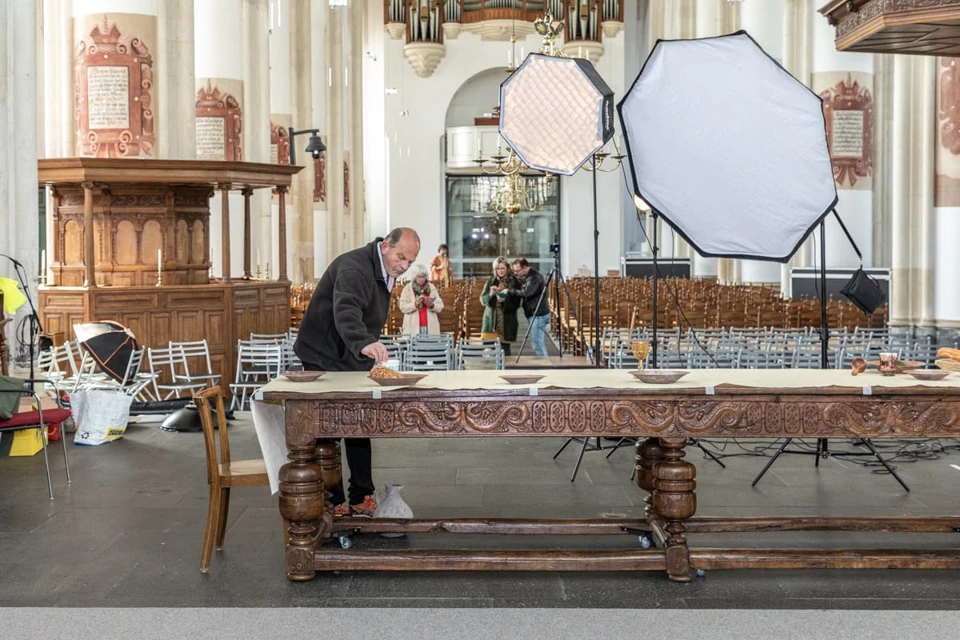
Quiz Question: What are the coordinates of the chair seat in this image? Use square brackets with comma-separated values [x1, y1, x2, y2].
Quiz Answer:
[0, 408, 72, 430]
[218, 459, 269, 487]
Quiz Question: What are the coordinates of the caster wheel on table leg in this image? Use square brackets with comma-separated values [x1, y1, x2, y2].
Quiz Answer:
[638, 535, 652, 549]
[339, 535, 352, 550]
[695, 569, 706, 577]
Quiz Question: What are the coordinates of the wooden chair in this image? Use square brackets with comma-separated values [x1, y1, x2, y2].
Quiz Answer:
[194, 385, 269, 573]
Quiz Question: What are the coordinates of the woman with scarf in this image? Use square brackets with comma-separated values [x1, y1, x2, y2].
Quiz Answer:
[399, 264, 444, 335]
[479, 256, 521, 355]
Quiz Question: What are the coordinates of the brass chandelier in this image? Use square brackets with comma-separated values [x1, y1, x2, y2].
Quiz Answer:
[475, 142, 552, 215]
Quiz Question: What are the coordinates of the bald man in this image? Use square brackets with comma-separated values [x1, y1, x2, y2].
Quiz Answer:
[294, 227, 421, 516]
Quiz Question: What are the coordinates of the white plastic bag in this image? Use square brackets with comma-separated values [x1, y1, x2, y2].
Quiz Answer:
[70, 390, 134, 446]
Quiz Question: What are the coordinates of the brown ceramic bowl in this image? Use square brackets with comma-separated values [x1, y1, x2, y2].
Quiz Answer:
[368, 374, 428, 387]
[629, 369, 690, 384]
[282, 371, 324, 382]
[499, 375, 545, 385]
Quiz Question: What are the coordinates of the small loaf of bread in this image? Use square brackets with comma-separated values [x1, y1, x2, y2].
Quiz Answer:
[936, 347, 960, 362]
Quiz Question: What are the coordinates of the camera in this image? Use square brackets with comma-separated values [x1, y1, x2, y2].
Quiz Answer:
[550, 242, 561, 255]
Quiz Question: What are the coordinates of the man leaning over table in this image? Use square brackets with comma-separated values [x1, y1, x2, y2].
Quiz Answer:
[294, 227, 421, 516]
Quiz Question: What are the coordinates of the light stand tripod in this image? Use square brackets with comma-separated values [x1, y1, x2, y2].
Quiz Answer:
[751, 217, 909, 491]
[514, 243, 590, 364]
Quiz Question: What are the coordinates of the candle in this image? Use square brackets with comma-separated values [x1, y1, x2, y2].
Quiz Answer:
[476, 138, 481, 157]
[40, 249, 46, 283]
[507, 50, 512, 66]
[157, 248, 162, 271]
[257, 249, 261, 276]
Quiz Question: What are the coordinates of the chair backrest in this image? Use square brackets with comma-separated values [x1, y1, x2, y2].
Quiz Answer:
[194, 386, 230, 485]
[234, 341, 284, 383]
[249, 332, 288, 344]
[456, 339, 504, 370]
[171, 339, 215, 378]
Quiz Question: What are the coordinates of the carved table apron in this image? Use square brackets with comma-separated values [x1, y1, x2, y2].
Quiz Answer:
[263, 374, 960, 582]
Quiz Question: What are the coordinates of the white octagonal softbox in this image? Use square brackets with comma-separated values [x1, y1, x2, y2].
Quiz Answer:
[500, 53, 615, 176]
[617, 31, 837, 262]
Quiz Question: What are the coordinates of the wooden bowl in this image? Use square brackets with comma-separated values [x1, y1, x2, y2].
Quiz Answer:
[499, 375, 545, 385]
[629, 369, 690, 384]
[368, 373, 427, 387]
[936, 358, 960, 372]
[906, 370, 952, 381]
[282, 371, 324, 382]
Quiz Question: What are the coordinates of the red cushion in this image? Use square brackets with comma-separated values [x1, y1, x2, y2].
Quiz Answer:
[0, 408, 72, 430]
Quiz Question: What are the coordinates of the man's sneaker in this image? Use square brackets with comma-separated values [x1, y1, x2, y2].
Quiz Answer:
[350, 495, 378, 517]
[333, 503, 350, 517]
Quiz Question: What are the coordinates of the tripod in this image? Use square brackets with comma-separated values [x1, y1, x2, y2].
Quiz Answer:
[514, 247, 590, 364]
[750, 220, 909, 492]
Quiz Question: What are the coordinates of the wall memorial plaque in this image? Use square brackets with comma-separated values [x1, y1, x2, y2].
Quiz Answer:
[820, 73, 873, 188]
[75, 16, 155, 157]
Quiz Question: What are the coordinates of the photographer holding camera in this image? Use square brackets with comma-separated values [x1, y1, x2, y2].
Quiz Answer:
[507, 257, 551, 357]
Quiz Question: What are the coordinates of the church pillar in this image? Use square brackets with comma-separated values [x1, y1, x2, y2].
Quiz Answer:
[195, 0, 244, 278]
[780, 0, 813, 295]
[0, 0, 40, 362]
[347, 0, 367, 249]
[73, 1, 158, 157]
[324, 1, 346, 261]
[811, 7, 875, 275]
[289, 0, 314, 282]
[739, 0, 784, 285]
[156, 0, 196, 159]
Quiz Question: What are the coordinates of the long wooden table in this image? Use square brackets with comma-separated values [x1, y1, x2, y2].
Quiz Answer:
[259, 369, 960, 582]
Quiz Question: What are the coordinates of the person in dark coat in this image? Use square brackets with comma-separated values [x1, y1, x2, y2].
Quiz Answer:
[293, 227, 421, 515]
[507, 257, 551, 357]
[479, 256, 521, 355]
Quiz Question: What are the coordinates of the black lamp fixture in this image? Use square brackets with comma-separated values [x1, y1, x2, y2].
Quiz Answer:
[287, 127, 326, 165]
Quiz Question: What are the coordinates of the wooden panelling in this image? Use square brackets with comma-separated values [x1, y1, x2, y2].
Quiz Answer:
[39, 281, 291, 392]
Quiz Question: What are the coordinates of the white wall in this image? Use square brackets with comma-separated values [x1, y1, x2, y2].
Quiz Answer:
[445, 67, 507, 127]
[935, 208, 960, 322]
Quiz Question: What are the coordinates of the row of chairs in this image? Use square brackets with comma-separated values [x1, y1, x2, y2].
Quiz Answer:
[602, 326, 952, 371]
[381, 334, 506, 371]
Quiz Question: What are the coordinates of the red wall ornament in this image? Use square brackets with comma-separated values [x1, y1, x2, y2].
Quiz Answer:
[820, 74, 874, 188]
[75, 16, 155, 157]
[195, 81, 243, 161]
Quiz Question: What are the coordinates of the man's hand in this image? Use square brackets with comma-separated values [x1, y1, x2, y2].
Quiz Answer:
[361, 342, 389, 364]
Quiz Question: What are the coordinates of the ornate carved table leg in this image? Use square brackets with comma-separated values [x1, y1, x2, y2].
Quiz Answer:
[280, 402, 324, 580]
[316, 439, 342, 534]
[652, 437, 697, 582]
[635, 437, 664, 521]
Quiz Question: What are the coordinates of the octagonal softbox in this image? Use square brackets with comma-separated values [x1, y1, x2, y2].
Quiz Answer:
[618, 31, 837, 262]
[499, 54, 615, 176]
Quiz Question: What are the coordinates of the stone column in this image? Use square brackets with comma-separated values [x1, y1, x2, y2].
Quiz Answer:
[323, 1, 346, 261]
[73, 1, 158, 157]
[739, 0, 785, 285]
[812, 7, 875, 272]
[889, 55, 935, 338]
[347, 0, 366, 249]
[780, 0, 814, 295]
[290, 0, 314, 283]
[195, 0, 244, 277]
[242, 0, 270, 277]
[933, 57, 960, 345]
[268, 0, 291, 280]
[0, 0, 40, 363]
[42, 0, 73, 158]
[156, 0, 196, 159]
